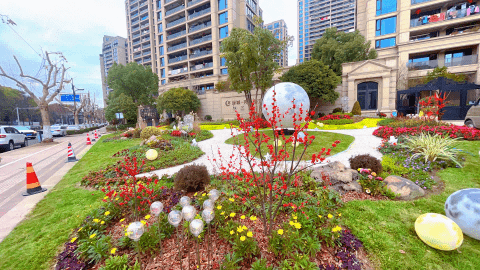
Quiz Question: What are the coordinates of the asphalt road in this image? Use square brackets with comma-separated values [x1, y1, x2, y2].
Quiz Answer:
[0, 132, 93, 219]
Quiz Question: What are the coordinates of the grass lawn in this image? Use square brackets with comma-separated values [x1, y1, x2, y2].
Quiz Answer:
[0, 135, 141, 270]
[340, 140, 480, 270]
[224, 130, 354, 160]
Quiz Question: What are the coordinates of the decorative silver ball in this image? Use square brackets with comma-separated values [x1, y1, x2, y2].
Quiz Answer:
[126, 221, 145, 241]
[182, 205, 196, 222]
[203, 199, 214, 210]
[208, 189, 220, 201]
[179, 196, 191, 207]
[297, 132, 306, 141]
[168, 210, 183, 227]
[150, 201, 164, 217]
[202, 209, 214, 224]
[189, 219, 204, 237]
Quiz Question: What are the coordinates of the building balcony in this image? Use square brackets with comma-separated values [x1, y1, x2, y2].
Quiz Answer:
[132, 26, 140, 32]
[133, 47, 142, 52]
[190, 62, 213, 71]
[131, 6, 138, 12]
[165, 0, 178, 4]
[169, 67, 188, 75]
[133, 40, 141, 46]
[189, 21, 211, 33]
[133, 33, 141, 39]
[168, 42, 187, 52]
[134, 53, 142, 59]
[169, 55, 188, 64]
[189, 49, 212, 59]
[411, 0, 433, 5]
[188, 8, 211, 20]
[142, 43, 150, 49]
[445, 54, 478, 67]
[139, 0, 147, 8]
[142, 50, 151, 56]
[130, 0, 138, 5]
[187, 0, 207, 7]
[166, 5, 185, 17]
[407, 59, 438, 70]
[167, 29, 186, 40]
[410, 6, 480, 28]
[167, 17, 186, 28]
[189, 35, 211, 46]
[136, 59, 143, 64]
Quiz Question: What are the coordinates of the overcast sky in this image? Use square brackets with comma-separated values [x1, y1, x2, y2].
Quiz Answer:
[0, 0, 297, 107]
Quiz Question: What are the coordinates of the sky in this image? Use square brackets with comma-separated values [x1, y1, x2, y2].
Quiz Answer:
[0, 0, 297, 108]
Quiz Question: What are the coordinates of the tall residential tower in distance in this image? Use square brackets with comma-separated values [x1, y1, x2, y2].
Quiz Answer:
[100, 35, 128, 108]
[265, 19, 288, 67]
[297, 0, 356, 63]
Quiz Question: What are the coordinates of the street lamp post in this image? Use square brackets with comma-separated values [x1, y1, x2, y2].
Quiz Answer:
[71, 79, 84, 129]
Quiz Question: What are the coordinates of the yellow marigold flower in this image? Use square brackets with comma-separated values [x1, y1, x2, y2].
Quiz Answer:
[194, 192, 198, 196]
[294, 223, 302, 229]
[78, 227, 83, 232]
[241, 215, 246, 220]
[338, 213, 342, 217]
[120, 218, 125, 222]
[145, 215, 151, 220]
[230, 230, 234, 235]
[229, 198, 234, 202]
[220, 211, 225, 215]
[289, 221, 294, 226]
[328, 214, 333, 219]
[103, 196, 108, 200]
[242, 225, 247, 230]
[111, 248, 117, 254]
[101, 221, 105, 225]
[277, 229, 284, 235]
[250, 216, 257, 221]
[217, 205, 222, 210]
[247, 231, 253, 237]
[104, 211, 110, 216]
[237, 227, 243, 233]
[115, 198, 119, 201]
[357, 168, 361, 171]
[229, 212, 236, 217]
[240, 236, 246, 242]
[292, 215, 297, 220]
[202, 193, 206, 197]
[70, 237, 77, 243]
[318, 215, 322, 219]
[141, 220, 146, 225]
[93, 219, 100, 223]
[89, 234, 96, 239]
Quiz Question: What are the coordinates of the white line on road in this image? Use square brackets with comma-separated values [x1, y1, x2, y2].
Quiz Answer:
[0, 143, 66, 170]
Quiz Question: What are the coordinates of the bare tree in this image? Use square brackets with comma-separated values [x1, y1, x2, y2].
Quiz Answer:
[0, 51, 70, 141]
[56, 94, 87, 128]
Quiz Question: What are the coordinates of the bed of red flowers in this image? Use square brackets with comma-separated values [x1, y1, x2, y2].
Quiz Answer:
[318, 114, 351, 121]
[373, 125, 480, 140]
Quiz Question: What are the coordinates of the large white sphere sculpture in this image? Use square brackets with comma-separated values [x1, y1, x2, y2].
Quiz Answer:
[262, 82, 310, 129]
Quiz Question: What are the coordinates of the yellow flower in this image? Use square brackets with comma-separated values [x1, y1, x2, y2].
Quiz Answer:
[104, 211, 110, 216]
[338, 213, 342, 217]
[237, 227, 243, 233]
[230, 230, 234, 235]
[242, 225, 247, 230]
[220, 211, 225, 216]
[294, 223, 302, 229]
[250, 216, 257, 221]
[247, 231, 253, 237]
[357, 168, 361, 171]
[240, 236, 246, 242]
[194, 192, 198, 196]
[371, 172, 377, 177]
[125, 232, 131, 236]
[229, 212, 236, 217]
[101, 221, 105, 225]
[229, 198, 234, 202]
[103, 196, 108, 200]
[328, 214, 333, 219]
[78, 227, 83, 232]
[277, 229, 284, 235]
[141, 220, 146, 225]
[145, 215, 151, 220]
[111, 248, 117, 254]
[217, 205, 222, 210]
[93, 219, 100, 223]
[120, 218, 125, 222]
[115, 198, 119, 201]
[202, 193, 206, 197]
[289, 221, 294, 226]
[89, 234, 96, 239]
[241, 215, 246, 220]
[292, 215, 297, 220]
[332, 226, 342, 233]
[70, 237, 77, 243]
[318, 215, 322, 219]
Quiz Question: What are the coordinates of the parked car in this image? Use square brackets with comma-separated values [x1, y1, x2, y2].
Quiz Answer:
[465, 98, 480, 129]
[50, 125, 67, 137]
[66, 125, 80, 131]
[14, 126, 37, 140]
[0, 126, 27, 151]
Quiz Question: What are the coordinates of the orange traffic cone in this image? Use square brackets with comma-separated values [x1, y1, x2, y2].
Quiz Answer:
[94, 130, 99, 140]
[66, 142, 78, 162]
[23, 162, 47, 196]
[86, 133, 92, 145]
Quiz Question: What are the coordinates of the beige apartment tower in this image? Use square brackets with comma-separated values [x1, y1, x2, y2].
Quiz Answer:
[265, 19, 289, 67]
[336, 0, 480, 118]
[100, 35, 128, 108]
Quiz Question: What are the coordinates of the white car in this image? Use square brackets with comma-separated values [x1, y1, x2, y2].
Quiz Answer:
[14, 126, 37, 140]
[50, 125, 67, 137]
[66, 125, 80, 131]
[0, 126, 27, 151]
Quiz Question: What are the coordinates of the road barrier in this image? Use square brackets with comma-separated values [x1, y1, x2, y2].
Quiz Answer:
[66, 142, 78, 162]
[86, 133, 92, 145]
[23, 162, 47, 196]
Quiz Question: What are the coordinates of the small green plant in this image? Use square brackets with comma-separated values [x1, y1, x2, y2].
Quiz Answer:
[174, 164, 210, 192]
[332, 107, 344, 114]
[351, 101, 361, 115]
[400, 133, 462, 167]
[140, 126, 163, 140]
[205, 115, 212, 121]
[220, 252, 243, 270]
[75, 232, 111, 264]
[100, 254, 129, 270]
[251, 258, 274, 270]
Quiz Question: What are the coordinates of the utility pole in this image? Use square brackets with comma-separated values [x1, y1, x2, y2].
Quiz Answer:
[71, 78, 84, 129]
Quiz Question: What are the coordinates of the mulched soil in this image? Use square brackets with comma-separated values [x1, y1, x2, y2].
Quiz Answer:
[341, 191, 389, 203]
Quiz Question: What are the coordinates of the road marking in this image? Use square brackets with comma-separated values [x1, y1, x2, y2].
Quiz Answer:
[0, 143, 66, 170]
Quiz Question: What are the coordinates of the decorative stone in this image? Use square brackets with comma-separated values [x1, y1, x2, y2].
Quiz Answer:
[146, 149, 158, 161]
[262, 82, 310, 129]
[342, 181, 363, 193]
[310, 162, 360, 194]
[415, 213, 463, 251]
[445, 188, 480, 240]
[384, 175, 425, 200]
[184, 115, 194, 131]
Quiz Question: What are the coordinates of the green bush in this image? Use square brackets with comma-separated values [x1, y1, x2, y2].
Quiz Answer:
[349, 154, 383, 174]
[318, 119, 354, 125]
[205, 115, 212, 121]
[99, 254, 129, 270]
[174, 164, 210, 192]
[378, 118, 395, 126]
[387, 118, 445, 128]
[140, 126, 163, 140]
[351, 101, 361, 115]
[332, 107, 344, 114]
[332, 112, 353, 117]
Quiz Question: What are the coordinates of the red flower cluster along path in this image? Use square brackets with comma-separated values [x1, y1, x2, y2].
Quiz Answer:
[373, 125, 480, 140]
[318, 114, 351, 121]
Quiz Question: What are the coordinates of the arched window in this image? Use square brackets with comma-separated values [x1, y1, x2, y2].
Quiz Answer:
[357, 82, 378, 110]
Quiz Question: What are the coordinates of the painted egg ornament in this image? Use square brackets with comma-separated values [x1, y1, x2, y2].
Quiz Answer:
[445, 188, 480, 240]
[414, 213, 463, 251]
[146, 149, 158, 160]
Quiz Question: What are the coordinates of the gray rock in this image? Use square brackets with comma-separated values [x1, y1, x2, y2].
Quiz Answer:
[343, 181, 363, 192]
[384, 175, 425, 200]
[311, 161, 360, 194]
[328, 161, 346, 172]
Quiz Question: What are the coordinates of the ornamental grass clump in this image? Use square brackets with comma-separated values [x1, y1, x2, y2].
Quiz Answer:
[400, 133, 462, 167]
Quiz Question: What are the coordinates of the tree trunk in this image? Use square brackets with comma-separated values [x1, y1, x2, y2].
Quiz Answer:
[137, 106, 142, 128]
[40, 105, 53, 141]
[74, 110, 80, 129]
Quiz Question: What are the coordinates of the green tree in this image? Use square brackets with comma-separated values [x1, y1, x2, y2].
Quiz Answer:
[106, 62, 159, 125]
[105, 93, 138, 124]
[424, 66, 466, 83]
[279, 60, 340, 103]
[221, 17, 288, 113]
[312, 28, 377, 76]
[156, 88, 201, 117]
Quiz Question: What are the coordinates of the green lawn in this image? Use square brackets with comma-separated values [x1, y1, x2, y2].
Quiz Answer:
[0, 135, 141, 270]
[224, 130, 354, 160]
[340, 141, 480, 270]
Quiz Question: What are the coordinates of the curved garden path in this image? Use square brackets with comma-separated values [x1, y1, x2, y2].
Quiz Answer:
[137, 128, 383, 178]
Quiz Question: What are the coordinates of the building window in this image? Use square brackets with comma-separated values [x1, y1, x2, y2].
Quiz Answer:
[219, 12, 228, 25]
[376, 16, 396, 36]
[159, 46, 164, 55]
[357, 82, 378, 110]
[160, 57, 165, 67]
[158, 23, 163, 32]
[221, 68, 228, 75]
[375, 37, 396, 48]
[274, 22, 280, 28]
[159, 34, 163, 44]
[161, 80, 166, 85]
[247, 20, 255, 32]
[157, 11, 162, 20]
[376, 0, 396, 16]
[220, 26, 229, 38]
[221, 57, 226, 66]
[218, 0, 227, 11]
[161, 69, 165, 78]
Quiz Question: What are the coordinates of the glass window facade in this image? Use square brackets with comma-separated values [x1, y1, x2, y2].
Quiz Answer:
[221, 57, 226, 66]
[159, 46, 164, 55]
[376, 0, 396, 16]
[158, 23, 163, 32]
[375, 37, 396, 48]
[161, 69, 165, 78]
[220, 26, 229, 38]
[159, 34, 163, 44]
[221, 68, 228, 75]
[376, 16, 396, 36]
[219, 12, 228, 24]
[218, 0, 227, 11]
[160, 57, 164, 66]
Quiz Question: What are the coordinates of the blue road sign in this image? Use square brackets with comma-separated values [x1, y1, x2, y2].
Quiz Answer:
[61, 94, 80, 102]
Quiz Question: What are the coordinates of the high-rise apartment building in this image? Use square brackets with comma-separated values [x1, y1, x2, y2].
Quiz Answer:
[100, 35, 128, 108]
[297, 0, 356, 63]
[264, 19, 289, 67]
[125, 0, 262, 94]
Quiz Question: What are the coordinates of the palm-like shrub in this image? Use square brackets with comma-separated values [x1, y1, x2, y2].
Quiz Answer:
[400, 133, 462, 167]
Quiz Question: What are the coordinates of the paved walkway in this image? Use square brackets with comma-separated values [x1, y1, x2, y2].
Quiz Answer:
[137, 127, 383, 178]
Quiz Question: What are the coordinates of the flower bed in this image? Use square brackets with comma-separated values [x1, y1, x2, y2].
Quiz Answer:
[318, 114, 352, 121]
[373, 125, 480, 140]
[312, 118, 383, 130]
